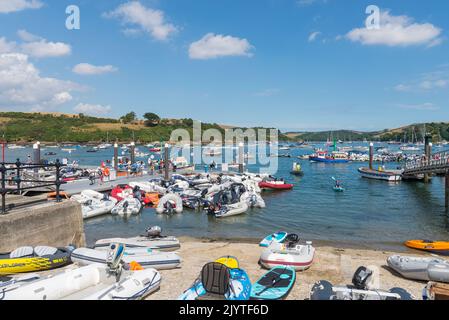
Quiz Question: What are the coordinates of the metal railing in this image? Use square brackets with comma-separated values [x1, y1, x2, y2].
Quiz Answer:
[404, 150, 449, 175]
[0, 159, 65, 214]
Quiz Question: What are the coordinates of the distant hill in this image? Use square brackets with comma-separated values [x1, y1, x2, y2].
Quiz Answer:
[0, 112, 290, 143]
[286, 122, 449, 142]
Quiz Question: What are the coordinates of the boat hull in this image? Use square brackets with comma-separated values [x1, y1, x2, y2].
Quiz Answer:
[309, 157, 349, 164]
[358, 168, 402, 181]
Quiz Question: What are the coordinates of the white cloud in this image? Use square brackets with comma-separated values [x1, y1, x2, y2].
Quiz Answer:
[74, 103, 111, 115]
[72, 63, 118, 75]
[0, 37, 16, 53]
[394, 84, 411, 92]
[0, 0, 42, 14]
[394, 65, 449, 92]
[189, 33, 254, 60]
[0, 53, 80, 110]
[397, 102, 438, 111]
[104, 1, 177, 41]
[17, 29, 42, 42]
[345, 10, 442, 47]
[308, 31, 321, 42]
[21, 40, 71, 58]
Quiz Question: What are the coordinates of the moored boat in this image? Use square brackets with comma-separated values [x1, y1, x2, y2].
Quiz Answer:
[358, 167, 403, 181]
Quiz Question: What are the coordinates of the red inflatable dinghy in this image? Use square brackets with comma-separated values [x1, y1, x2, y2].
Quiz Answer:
[259, 181, 293, 190]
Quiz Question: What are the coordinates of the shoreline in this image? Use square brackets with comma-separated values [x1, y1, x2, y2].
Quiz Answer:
[150, 238, 429, 300]
[175, 235, 420, 255]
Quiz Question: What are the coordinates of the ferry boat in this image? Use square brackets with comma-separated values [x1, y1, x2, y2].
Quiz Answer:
[358, 167, 403, 181]
[309, 151, 350, 163]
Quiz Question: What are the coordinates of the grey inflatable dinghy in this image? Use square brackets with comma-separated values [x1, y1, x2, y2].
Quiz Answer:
[387, 255, 449, 283]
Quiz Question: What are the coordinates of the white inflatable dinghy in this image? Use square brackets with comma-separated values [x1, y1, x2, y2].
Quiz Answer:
[3, 244, 161, 300]
[111, 198, 142, 217]
[260, 239, 315, 271]
[156, 194, 183, 214]
[71, 247, 181, 270]
[94, 226, 180, 251]
[214, 201, 248, 218]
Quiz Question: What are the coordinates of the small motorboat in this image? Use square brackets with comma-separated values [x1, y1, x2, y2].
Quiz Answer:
[310, 266, 414, 300]
[94, 226, 180, 251]
[71, 247, 181, 270]
[80, 197, 117, 219]
[259, 180, 293, 190]
[387, 255, 449, 283]
[250, 266, 296, 300]
[259, 235, 315, 271]
[405, 240, 449, 255]
[111, 198, 142, 217]
[3, 244, 161, 300]
[0, 246, 73, 275]
[156, 193, 183, 214]
[259, 232, 288, 247]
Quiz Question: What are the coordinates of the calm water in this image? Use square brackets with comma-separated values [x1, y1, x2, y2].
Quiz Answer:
[5, 143, 449, 251]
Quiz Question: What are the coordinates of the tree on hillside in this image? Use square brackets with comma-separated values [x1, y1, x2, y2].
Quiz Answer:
[120, 112, 137, 124]
[143, 112, 160, 127]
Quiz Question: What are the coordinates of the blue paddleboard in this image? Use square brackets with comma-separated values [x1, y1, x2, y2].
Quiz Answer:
[259, 232, 288, 247]
[250, 266, 296, 300]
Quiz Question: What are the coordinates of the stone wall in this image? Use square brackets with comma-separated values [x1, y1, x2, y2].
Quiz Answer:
[0, 200, 85, 252]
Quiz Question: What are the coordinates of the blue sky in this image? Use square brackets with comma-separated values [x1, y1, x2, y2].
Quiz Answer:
[0, 0, 448, 132]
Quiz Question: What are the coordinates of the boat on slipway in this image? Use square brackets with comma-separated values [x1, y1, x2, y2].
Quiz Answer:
[358, 167, 403, 182]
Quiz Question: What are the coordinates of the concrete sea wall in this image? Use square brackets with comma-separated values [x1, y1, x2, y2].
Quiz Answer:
[0, 200, 85, 252]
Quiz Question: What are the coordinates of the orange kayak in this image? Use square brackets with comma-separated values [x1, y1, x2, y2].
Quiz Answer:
[405, 240, 449, 255]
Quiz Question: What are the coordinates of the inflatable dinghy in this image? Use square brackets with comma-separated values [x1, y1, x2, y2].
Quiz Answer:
[240, 192, 265, 208]
[260, 237, 315, 271]
[95, 226, 180, 252]
[250, 266, 296, 300]
[0, 246, 72, 275]
[111, 198, 142, 217]
[259, 181, 293, 190]
[310, 266, 414, 300]
[214, 201, 248, 218]
[387, 255, 449, 283]
[81, 197, 117, 219]
[3, 244, 161, 300]
[71, 247, 181, 270]
[156, 193, 183, 214]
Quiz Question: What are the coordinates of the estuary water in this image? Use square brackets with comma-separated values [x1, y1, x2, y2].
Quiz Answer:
[5, 143, 449, 251]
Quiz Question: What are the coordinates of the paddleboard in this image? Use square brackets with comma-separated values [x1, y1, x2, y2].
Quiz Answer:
[250, 266, 296, 300]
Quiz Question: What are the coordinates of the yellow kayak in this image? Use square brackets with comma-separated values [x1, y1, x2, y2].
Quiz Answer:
[215, 256, 239, 269]
[0, 246, 72, 275]
[405, 240, 449, 255]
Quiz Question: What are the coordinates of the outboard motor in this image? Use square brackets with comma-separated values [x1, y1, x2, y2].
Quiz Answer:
[249, 194, 257, 208]
[146, 226, 162, 238]
[106, 243, 125, 281]
[165, 200, 176, 214]
[352, 266, 373, 290]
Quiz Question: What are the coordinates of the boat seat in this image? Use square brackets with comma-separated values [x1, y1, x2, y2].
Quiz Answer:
[34, 246, 58, 257]
[10, 246, 34, 258]
[196, 262, 230, 301]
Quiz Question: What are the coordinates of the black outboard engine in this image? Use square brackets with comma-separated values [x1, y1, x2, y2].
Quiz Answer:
[146, 226, 162, 238]
[352, 266, 373, 290]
